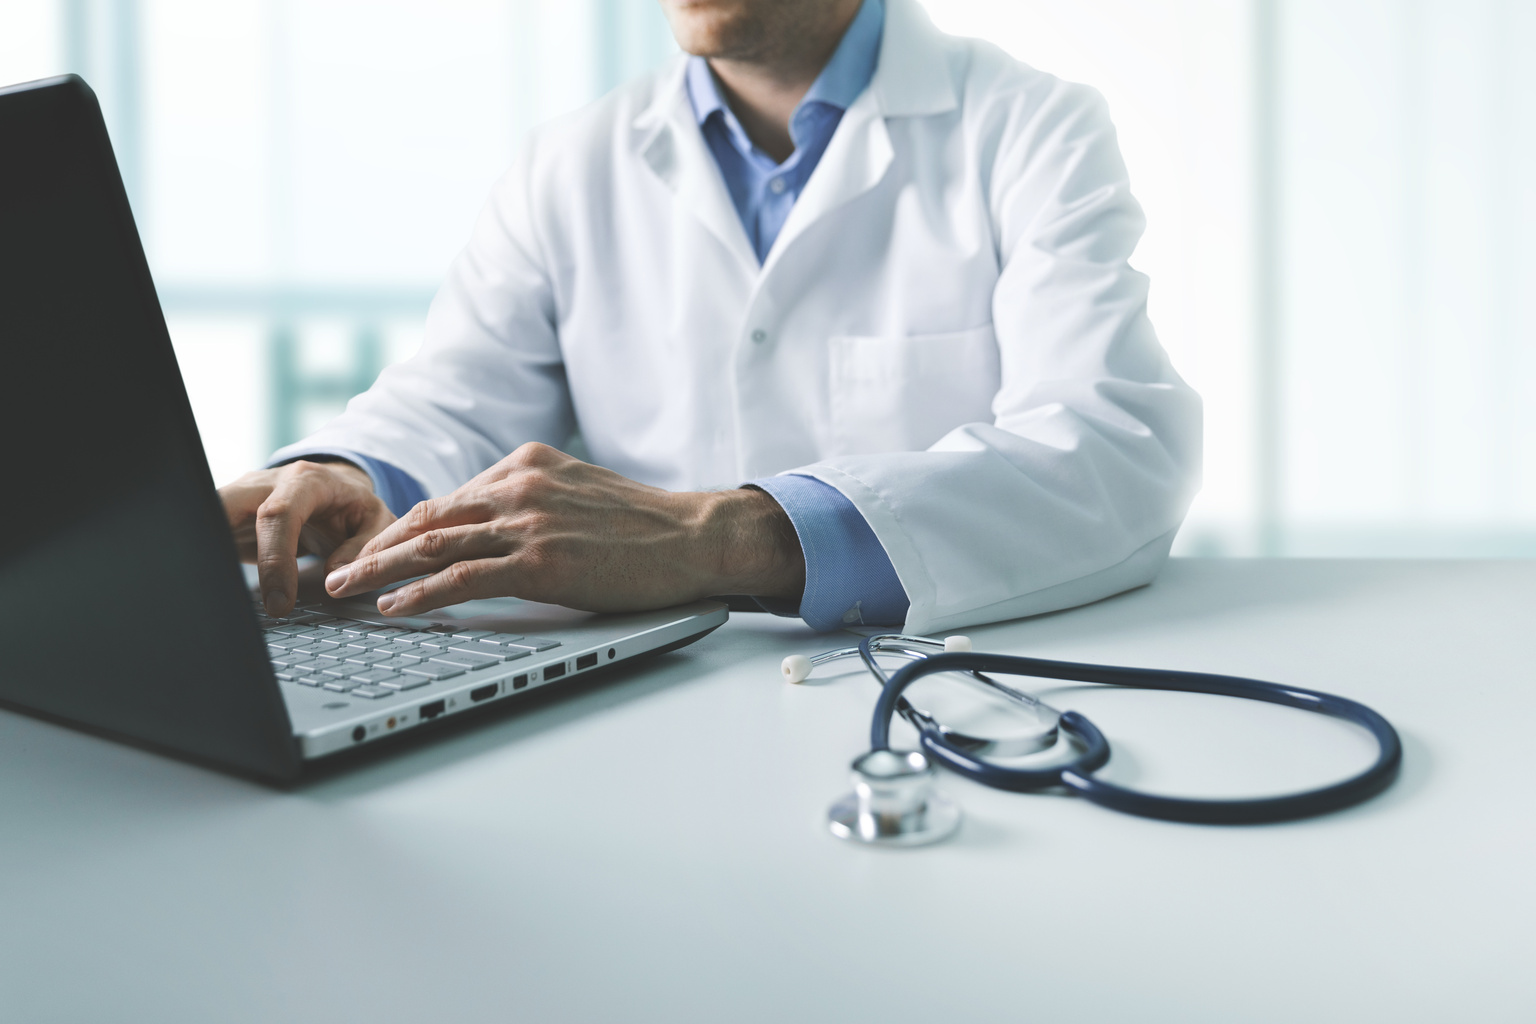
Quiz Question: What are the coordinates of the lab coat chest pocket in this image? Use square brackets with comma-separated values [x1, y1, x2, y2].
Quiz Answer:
[827, 325, 1000, 455]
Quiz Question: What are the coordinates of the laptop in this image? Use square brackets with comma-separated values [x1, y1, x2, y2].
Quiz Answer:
[0, 75, 727, 782]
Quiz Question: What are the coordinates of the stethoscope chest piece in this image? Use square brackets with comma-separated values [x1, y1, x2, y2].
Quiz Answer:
[828, 749, 961, 847]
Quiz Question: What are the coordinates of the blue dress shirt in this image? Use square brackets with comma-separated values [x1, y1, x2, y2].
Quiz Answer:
[684, 0, 884, 263]
[276, 0, 911, 630]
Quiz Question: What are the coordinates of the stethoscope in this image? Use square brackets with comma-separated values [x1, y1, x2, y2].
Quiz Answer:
[783, 634, 1402, 847]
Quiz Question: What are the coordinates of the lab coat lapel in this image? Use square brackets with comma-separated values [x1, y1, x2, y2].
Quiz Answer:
[759, 0, 958, 277]
[635, 62, 761, 278]
[759, 89, 893, 279]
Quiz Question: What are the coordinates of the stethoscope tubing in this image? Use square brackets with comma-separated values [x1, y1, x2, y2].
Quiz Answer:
[854, 634, 1059, 716]
[836, 635, 1063, 757]
[874, 652, 1403, 825]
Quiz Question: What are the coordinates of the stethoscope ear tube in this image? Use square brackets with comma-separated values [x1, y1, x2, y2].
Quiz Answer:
[874, 652, 1402, 825]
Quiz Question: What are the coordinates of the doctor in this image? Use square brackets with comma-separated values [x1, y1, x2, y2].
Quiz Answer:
[223, 0, 1201, 635]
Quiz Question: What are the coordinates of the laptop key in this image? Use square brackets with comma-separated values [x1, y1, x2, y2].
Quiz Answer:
[378, 675, 429, 691]
[356, 669, 417, 684]
[367, 627, 410, 638]
[337, 622, 376, 635]
[343, 636, 390, 651]
[393, 632, 442, 645]
[447, 643, 515, 663]
[350, 686, 392, 699]
[400, 663, 465, 681]
[429, 653, 495, 671]
[450, 629, 495, 640]
[465, 641, 529, 661]
[416, 635, 463, 649]
[270, 624, 319, 636]
[343, 651, 391, 666]
[500, 636, 562, 652]
[288, 641, 344, 655]
[322, 679, 361, 692]
[267, 635, 317, 650]
[285, 612, 333, 625]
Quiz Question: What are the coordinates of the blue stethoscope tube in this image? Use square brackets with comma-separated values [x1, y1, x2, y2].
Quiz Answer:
[872, 649, 1403, 824]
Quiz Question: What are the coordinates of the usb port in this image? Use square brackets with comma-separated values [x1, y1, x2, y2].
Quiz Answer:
[544, 663, 566, 681]
[576, 653, 597, 671]
[419, 699, 446, 720]
[470, 683, 498, 703]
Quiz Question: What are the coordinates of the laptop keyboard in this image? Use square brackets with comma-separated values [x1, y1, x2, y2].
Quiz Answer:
[254, 599, 561, 700]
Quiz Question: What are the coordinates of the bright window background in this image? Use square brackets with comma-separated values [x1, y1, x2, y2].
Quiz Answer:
[3, 0, 1534, 557]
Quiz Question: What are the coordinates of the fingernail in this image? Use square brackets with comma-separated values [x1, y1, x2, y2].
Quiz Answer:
[377, 593, 397, 614]
[263, 590, 285, 616]
[325, 567, 349, 593]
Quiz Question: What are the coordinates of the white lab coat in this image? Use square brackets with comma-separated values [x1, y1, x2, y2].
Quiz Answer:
[275, 0, 1202, 634]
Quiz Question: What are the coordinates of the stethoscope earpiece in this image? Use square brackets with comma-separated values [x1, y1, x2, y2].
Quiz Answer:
[780, 653, 813, 683]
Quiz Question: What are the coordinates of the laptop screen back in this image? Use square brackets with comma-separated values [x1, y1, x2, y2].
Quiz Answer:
[0, 77, 299, 780]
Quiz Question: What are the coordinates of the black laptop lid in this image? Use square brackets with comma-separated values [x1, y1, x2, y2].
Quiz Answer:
[0, 76, 299, 781]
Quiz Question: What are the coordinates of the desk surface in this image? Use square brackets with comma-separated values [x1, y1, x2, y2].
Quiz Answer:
[2, 559, 1532, 1023]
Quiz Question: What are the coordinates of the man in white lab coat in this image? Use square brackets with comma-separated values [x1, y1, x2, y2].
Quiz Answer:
[223, 0, 1201, 635]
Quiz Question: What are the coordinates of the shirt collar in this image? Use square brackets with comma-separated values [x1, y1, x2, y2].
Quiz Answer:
[685, 0, 884, 130]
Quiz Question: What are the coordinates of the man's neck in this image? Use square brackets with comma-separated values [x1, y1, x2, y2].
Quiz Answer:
[707, 1, 862, 163]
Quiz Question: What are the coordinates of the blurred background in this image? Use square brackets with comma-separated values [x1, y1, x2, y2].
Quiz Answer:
[2, 0, 1533, 558]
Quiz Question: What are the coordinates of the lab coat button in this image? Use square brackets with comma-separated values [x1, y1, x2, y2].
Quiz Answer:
[751, 329, 768, 343]
[769, 177, 787, 195]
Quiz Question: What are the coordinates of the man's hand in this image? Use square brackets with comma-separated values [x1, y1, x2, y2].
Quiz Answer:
[220, 460, 396, 617]
[322, 443, 805, 616]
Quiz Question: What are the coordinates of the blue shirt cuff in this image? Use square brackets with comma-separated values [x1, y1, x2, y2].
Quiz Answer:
[747, 474, 910, 632]
[267, 448, 428, 519]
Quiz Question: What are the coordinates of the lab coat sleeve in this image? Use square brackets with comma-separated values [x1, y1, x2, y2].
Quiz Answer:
[267, 149, 576, 499]
[792, 82, 1202, 635]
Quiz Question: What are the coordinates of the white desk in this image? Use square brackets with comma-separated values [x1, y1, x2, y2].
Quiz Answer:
[2, 560, 1532, 1022]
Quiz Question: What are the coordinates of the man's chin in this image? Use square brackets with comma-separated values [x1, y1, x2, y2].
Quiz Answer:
[660, 1, 767, 60]
[670, 31, 760, 62]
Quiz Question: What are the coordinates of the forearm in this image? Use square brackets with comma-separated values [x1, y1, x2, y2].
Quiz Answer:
[325, 443, 806, 616]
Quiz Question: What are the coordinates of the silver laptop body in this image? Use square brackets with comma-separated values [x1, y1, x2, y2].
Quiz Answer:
[268, 582, 725, 759]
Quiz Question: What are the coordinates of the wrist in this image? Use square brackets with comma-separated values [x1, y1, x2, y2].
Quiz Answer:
[696, 487, 805, 600]
[296, 457, 374, 494]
